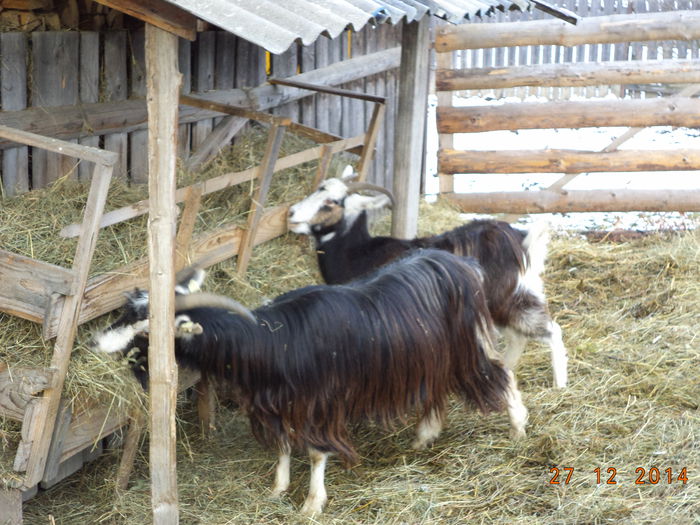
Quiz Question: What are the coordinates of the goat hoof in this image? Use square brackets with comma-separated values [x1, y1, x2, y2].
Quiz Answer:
[300, 496, 326, 516]
[510, 428, 527, 440]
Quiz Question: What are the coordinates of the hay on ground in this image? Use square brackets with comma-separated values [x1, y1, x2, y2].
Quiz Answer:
[11, 199, 699, 523]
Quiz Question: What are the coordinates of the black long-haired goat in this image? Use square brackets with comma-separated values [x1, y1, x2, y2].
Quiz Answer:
[288, 175, 568, 388]
[93, 249, 527, 516]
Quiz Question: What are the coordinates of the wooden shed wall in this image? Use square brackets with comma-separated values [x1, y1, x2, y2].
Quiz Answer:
[0, 23, 401, 195]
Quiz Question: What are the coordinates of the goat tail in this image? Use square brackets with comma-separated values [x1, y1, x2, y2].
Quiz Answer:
[453, 278, 512, 415]
[522, 220, 550, 277]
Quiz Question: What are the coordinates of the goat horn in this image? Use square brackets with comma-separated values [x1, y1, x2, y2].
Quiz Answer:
[345, 182, 395, 207]
[175, 292, 256, 323]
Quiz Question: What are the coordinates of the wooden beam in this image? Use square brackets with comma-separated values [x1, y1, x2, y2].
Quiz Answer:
[436, 59, 700, 91]
[93, 0, 196, 41]
[0, 364, 55, 421]
[268, 78, 387, 104]
[236, 123, 287, 276]
[311, 144, 334, 189]
[180, 95, 291, 127]
[145, 23, 180, 525]
[392, 17, 431, 239]
[0, 124, 117, 165]
[174, 184, 203, 270]
[0, 47, 400, 150]
[435, 10, 700, 52]
[446, 189, 700, 214]
[437, 97, 700, 133]
[439, 148, 700, 174]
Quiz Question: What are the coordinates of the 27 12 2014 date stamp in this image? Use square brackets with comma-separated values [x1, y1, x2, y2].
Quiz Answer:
[549, 466, 689, 485]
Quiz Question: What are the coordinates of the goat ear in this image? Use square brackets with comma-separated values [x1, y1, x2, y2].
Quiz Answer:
[341, 165, 358, 182]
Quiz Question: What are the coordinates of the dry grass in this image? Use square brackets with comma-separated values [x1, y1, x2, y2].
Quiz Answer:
[2, 128, 698, 522]
[12, 205, 699, 524]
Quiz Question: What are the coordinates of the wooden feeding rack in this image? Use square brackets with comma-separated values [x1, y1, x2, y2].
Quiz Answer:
[1, 85, 385, 521]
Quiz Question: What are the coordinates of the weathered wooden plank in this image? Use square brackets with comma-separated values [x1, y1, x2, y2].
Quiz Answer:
[175, 184, 202, 269]
[145, 24, 181, 525]
[357, 103, 385, 182]
[21, 160, 113, 488]
[436, 58, 700, 90]
[180, 95, 290, 126]
[314, 38, 331, 133]
[78, 31, 100, 181]
[437, 97, 700, 133]
[214, 31, 236, 128]
[178, 38, 192, 159]
[438, 148, 700, 174]
[446, 189, 700, 214]
[0, 47, 401, 149]
[129, 27, 149, 184]
[0, 249, 75, 321]
[0, 364, 55, 421]
[268, 78, 386, 104]
[436, 10, 700, 52]
[299, 42, 316, 128]
[1, 33, 29, 196]
[363, 26, 378, 183]
[31, 31, 80, 188]
[41, 399, 72, 484]
[392, 17, 430, 239]
[103, 30, 128, 178]
[92, 0, 196, 40]
[193, 31, 216, 149]
[271, 45, 299, 121]
[184, 116, 247, 172]
[0, 124, 117, 164]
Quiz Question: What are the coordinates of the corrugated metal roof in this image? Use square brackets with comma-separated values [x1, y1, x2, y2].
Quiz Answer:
[167, 0, 534, 55]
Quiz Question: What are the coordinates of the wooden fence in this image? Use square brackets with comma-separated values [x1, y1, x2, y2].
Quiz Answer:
[0, 23, 401, 196]
[454, 0, 700, 100]
[435, 8, 700, 213]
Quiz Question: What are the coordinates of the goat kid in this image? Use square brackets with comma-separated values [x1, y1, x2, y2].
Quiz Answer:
[92, 249, 528, 516]
[288, 175, 568, 388]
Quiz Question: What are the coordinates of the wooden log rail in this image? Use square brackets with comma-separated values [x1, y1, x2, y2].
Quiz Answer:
[0, 47, 400, 150]
[437, 97, 700, 133]
[438, 148, 700, 174]
[436, 59, 700, 91]
[445, 189, 700, 214]
[435, 10, 700, 52]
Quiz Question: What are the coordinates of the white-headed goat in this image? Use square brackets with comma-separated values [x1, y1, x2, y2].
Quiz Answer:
[288, 175, 568, 388]
[93, 249, 527, 515]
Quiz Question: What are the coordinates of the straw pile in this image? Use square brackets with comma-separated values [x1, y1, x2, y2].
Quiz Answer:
[15, 198, 699, 523]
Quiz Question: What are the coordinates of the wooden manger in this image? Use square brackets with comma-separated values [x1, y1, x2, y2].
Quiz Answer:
[0, 86, 385, 522]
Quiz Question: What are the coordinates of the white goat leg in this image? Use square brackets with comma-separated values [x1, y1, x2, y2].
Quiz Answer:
[545, 321, 568, 388]
[301, 448, 328, 516]
[505, 370, 528, 439]
[270, 448, 291, 498]
[412, 408, 444, 450]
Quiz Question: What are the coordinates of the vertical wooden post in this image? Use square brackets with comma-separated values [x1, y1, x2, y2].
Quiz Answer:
[392, 17, 431, 239]
[145, 23, 181, 525]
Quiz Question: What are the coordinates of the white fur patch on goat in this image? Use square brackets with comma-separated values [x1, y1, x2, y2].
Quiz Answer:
[288, 178, 349, 226]
[93, 320, 148, 354]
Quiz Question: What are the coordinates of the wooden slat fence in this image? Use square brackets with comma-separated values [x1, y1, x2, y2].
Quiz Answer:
[0, 24, 400, 197]
[456, 0, 700, 100]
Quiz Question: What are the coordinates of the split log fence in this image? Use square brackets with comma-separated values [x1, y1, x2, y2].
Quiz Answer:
[435, 8, 700, 214]
[452, 0, 700, 101]
[0, 23, 401, 197]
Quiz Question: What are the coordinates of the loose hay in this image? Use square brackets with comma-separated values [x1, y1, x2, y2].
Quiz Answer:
[4, 166, 699, 522]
